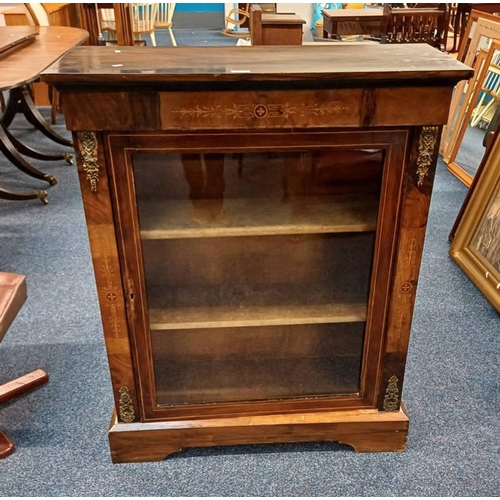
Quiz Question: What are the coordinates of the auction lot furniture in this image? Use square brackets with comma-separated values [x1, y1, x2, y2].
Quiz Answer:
[0, 26, 88, 203]
[42, 44, 471, 463]
[250, 4, 305, 45]
[322, 8, 384, 40]
[0, 272, 48, 459]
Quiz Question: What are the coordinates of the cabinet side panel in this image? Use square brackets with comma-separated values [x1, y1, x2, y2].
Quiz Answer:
[74, 131, 139, 423]
[378, 126, 441, 411]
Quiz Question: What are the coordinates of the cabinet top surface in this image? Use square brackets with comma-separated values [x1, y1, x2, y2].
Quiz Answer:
[42, 44, 472, 86]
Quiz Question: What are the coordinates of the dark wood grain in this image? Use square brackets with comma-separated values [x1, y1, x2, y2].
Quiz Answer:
[250, 4, 304, 46]
[108, 407, 409, 462]
[42, 44, 472, 86]
[58, 86, 452, 131]
[322, 8, 384, 39]
[0, 26, 39, 60]
[0, 26, 88, 91]
[73, 131, 139, 422]
[47, 44, 471, 461]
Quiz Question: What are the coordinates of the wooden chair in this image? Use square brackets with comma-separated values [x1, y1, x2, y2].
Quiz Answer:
[380, 3, 450, 51]
[222, 3, 251, 38]
[100, 3, 159, 46]
[99, 7, 118, 42]
[131, 3, 159, 46]
[24, 3, 50, 27]
[154, 3, 177, 47]
[24, 3, 60, 124]
[0, 272, 48, 459]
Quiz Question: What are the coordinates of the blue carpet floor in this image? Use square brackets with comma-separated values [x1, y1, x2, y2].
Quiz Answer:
[0, 35, 499, 496]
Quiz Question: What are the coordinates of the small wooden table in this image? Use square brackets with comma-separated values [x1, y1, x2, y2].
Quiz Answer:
[322, 8, 384, 40]
[0, 26, 88, 204]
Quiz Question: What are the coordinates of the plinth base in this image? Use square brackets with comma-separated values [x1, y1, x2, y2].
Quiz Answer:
[108, 406, 409, 463]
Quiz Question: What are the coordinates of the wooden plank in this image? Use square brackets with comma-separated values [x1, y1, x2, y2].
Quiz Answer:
[149, 302, 367, 330]
[0, 369, 48, 404]
[138, 196, 378, 240]
[108, 407, 409, 462]
[73, 131, 139, 422]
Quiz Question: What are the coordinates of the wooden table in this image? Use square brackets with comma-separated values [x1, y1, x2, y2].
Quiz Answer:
[322, 8, 384, 39]
[0, 26, 88, 204]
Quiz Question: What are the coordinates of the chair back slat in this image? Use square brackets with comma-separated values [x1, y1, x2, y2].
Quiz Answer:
[155, 3, 175, 28]
[381, 4, 450, 50]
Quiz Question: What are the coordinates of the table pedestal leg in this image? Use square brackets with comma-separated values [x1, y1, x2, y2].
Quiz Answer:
[0, 124, 57, 186]
[2, 85, 72, 148]
[3, 125, 73, 164]
[0, 185, 48, 204]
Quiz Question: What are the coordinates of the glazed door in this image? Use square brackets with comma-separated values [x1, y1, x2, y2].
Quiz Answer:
[107, 130, 409, 421]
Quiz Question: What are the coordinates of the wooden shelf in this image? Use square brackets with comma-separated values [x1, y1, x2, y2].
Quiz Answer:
[149, 302, 366, 330]
[153, 356, 362, 406]
[138, 195, 379, 240]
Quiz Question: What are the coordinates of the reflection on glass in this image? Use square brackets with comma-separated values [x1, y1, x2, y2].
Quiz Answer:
[132, 149, 384, 406]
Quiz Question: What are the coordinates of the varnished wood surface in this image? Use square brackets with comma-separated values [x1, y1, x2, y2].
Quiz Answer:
[0, 431, 15, 459]
[323, 9, 384, 21]
[59, 86, 453, 131]
[0, 26, 88, 91]
[57, 45, 468, 458]
[0, 369, 48, 405]
[0, 272, 27, 342]
[72, 130, 140, 425]
[108, 407, 409, 462]
[262, 14, 305, 25]
[148, 301, 367, 330]
[42, 44, 472, 85]
[0, 27, 39, 59]
[138, 195, 378, 239]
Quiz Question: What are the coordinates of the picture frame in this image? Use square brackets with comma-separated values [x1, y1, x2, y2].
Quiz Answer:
[444, 42, 499, 188]
[441, 15, 500, 166]
[456, 9, 500, 63]
[450, 130, 500, 313]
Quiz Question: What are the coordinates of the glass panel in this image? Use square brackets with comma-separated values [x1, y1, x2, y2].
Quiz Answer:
[151, 323, 365, 406]
[132, 149, 384, 406]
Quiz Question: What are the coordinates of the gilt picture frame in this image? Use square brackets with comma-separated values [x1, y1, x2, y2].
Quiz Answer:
[450, 131, 500, 313]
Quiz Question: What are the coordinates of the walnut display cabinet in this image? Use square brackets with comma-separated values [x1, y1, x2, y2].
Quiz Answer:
[42, 45, 471, 463]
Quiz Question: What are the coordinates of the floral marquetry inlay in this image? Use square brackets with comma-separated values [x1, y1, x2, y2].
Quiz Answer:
[171, 102, 348, 120]
[101, 256, 120, 337]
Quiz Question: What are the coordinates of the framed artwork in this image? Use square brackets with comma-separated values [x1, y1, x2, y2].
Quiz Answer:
[450, 130, 500, 313]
